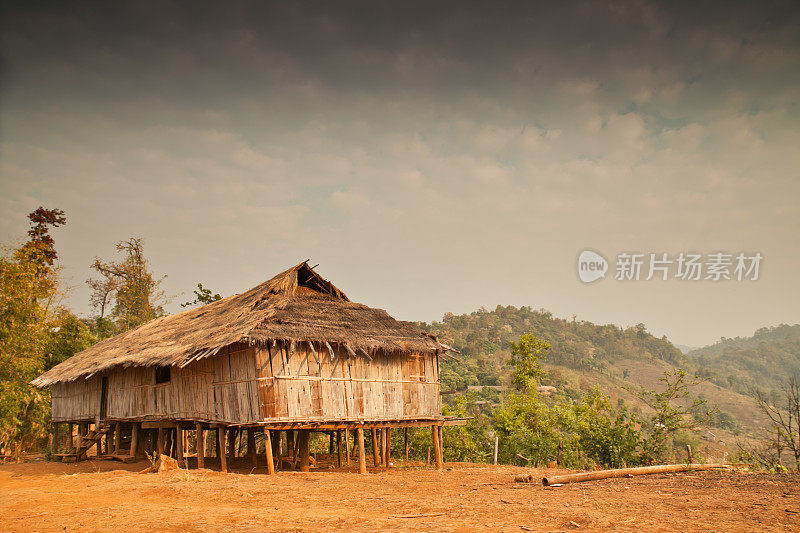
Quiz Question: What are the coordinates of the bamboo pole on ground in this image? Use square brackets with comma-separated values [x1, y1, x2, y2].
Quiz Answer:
[218, 426, 228, 473]
[298, 430, 310, 472]
[263, 428, 275, 475]
[536, 463, 730, 486]
[371, 428, 380, 466]
[196, 423, 204, 469]
[356, 428, 367, 474]
[431, 425, 443, 470]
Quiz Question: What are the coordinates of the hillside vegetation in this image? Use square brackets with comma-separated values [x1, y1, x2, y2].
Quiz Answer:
[422, 306, 784, 443]
[690, 324, 800, 398]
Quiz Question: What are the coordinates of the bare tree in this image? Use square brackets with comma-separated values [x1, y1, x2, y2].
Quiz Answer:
[750, 377, 800, 471]
[87, 238, 167, 332]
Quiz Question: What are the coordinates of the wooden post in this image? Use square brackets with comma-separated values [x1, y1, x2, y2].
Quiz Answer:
[114, 423, 122, 455]
[431, 425, 443, 470]
[157, 428, 165, 457]
[493, 436, 499, 465]
[176, 426, 185, 467]
[130, 423, 139, 459]
[67, 423, 74, 450]
[196, 423, 204, 469]
[371, 428, 380, 466]
[356, 428, 367, 474]
[264, 429, 275, 475]
[384, 428, 391, 467]
[227, 428, 235, 463]
[686, 444, 693, 464]
[404, 428, 409, 461]
[438, 425, 444, 464]
[270, 431, 280, 468]
[218, 426, 227, 473]
[328, 432, 335, 455]
[298, 430, 310, 472]
[286, 431, 295, 458]
[248, 429, 257, 469]
[336, 429, 343, 468]
[76, 422, 85, 457]
[344, 429, 350, 466]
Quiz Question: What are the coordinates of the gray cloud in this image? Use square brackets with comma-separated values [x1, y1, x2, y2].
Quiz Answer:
[1, 1, 799, 346]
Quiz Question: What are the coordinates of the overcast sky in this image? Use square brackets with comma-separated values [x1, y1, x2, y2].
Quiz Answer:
[1, 1, 798, 347]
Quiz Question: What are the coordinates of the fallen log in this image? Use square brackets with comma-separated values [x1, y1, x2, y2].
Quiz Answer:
[538, 463, 730, 486]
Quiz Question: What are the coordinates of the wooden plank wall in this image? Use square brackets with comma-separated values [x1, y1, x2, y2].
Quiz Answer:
[257, 341, 441, 422]
[51, 341, 440, 424]
[51, 376, 101, 422]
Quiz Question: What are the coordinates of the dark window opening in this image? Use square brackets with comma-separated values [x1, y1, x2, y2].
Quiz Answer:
[155, 365, 171, 384]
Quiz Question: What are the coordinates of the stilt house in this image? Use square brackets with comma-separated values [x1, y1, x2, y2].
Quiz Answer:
[32, 262, 455, 472]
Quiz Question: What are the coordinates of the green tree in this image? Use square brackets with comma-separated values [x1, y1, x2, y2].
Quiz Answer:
[0, 208, 72, 455]
[509, 333, 549, 392]
[637, 369, 711, 463]
[181, 283, 222, 307]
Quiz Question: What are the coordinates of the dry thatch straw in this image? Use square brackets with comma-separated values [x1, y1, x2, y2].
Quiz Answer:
[33, 262, 452, 387]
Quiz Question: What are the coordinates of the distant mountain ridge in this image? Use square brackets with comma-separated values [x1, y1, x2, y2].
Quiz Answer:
[689, 324, 800, 396]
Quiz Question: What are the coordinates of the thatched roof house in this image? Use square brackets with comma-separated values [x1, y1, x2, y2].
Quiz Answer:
[35, 262, 452, 473]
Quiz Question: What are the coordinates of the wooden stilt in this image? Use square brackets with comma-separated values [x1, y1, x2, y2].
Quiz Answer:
[76, 423, 85, 461]
[248, 429, 257, 469]
[384, 428, 391, 467]
[196, 423, 204, 469]
[286, 431, 295, 458]
[130, 423, 139, 459]
[157, 428, 165, 457]
[404, 428, 409, 461]
[344, 429, 350, 466]
[264, 428, 275, 475]
[218, 426, 228, 473]
[67, 423, 74, 450]
[298, 430, 310, 472]
[356, 428, 367, 474]
[328, 432, 335, 455]
[271, 430, 280, 469]
[114, 422, 122, 455]
[431, 425, 443, 470]
[176, 425, 184, 467]
[336, 429, 343, 468]
[438, 425, 444, 463]
[371, 428, 380, 466]
[227, 428, 235, 463]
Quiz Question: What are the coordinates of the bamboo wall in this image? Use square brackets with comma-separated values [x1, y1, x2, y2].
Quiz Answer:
[50, 341, 441, 424]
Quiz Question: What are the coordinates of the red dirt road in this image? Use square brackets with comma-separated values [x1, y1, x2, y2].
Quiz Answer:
[1, 459, 798, 532]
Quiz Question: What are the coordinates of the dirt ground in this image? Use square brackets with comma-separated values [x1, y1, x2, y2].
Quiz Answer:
[1, 457, 799, 532]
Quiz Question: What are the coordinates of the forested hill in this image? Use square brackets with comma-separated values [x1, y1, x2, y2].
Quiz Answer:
[690, 324, 800, 397]
[421, 305, 686, 392]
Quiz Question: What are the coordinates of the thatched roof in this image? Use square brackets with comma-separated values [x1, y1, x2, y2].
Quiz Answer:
[33, 262, 450, 387]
